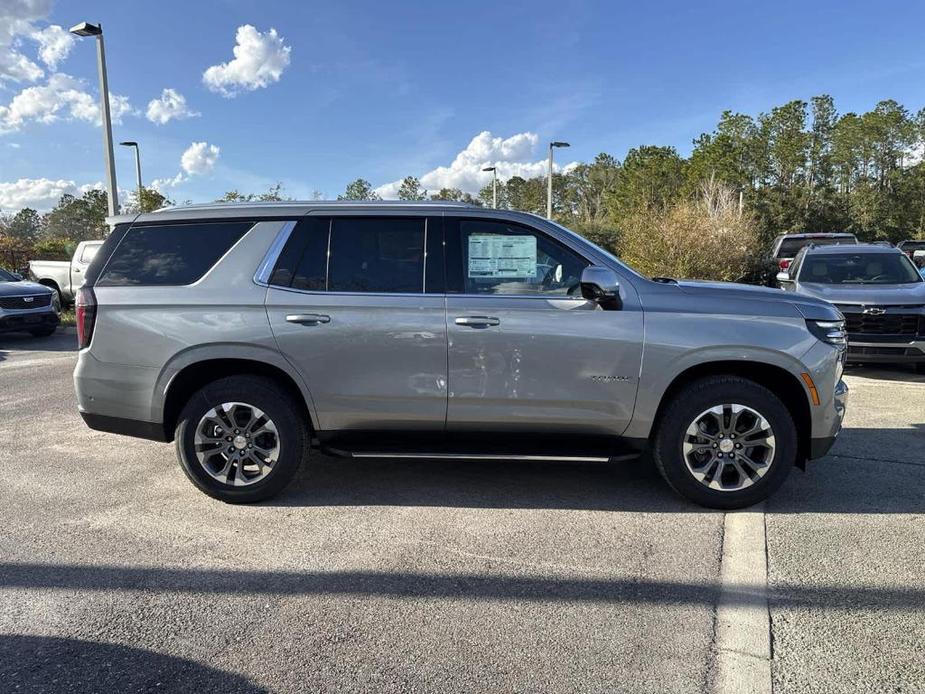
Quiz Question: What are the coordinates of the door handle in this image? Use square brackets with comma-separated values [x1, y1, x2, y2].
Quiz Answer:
[286, 313, 331, 325]
[455, 315, 500, 328]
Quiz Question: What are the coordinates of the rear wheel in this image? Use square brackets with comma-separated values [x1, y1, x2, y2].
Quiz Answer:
[652, 375, 797, 509]
[175, 375, 308, 503]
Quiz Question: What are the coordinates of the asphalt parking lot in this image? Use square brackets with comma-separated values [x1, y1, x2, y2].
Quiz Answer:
[1, 331, 923, 693]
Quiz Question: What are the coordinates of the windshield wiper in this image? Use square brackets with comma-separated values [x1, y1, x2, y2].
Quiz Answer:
[651, 276, 678, 284]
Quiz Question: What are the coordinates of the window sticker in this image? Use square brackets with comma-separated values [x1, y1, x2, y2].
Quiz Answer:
[468, 234, 537, 278]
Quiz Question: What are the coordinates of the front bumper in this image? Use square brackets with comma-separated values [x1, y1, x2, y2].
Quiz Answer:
[808, 378, 848, 459]
[0, 309, 59, 333]
[847, 338, 925, 363]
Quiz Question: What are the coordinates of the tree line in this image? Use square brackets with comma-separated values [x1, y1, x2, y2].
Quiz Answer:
[3, 94, 923, 279]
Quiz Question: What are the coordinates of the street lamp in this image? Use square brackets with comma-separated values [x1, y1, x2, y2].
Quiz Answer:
[482, 166, 497, 209]
[120, 141, 143, 212]
[547, 141, 570, 219]
[70, 21, 119, 217]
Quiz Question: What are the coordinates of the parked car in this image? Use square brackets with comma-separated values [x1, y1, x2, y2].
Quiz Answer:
[29, 239, 104, 306]
[0, 267, 60, 337]
[897, 239, 925, 258]
[770, 232, 858, 274]
[74, 202, 848, 509]
[778, 244, 925, 371]
[912, 250, 925, 278]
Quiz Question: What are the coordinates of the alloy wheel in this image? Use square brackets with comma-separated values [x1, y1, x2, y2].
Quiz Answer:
[681, 403, 776, 492]
[193, 402, 280, 486]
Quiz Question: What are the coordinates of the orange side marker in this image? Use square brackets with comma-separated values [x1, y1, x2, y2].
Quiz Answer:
[800, 372, 820, 406]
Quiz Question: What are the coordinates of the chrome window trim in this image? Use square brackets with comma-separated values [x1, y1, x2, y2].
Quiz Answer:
[253, 220, 298, 287]
[263, 284, 589, 302]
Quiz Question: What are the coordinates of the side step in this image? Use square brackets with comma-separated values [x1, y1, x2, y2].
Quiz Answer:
[314, 431, 646, 463]
[325, 449, 614, 463]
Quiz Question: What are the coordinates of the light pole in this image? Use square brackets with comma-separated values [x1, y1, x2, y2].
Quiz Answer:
[120, 141, 143, 212]
[482, 166, 497, 209]
[70, 21, 119, 217]
[547, 141, 570, 219]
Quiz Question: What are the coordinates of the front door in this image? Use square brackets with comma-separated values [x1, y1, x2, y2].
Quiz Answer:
[444, 217, 643, 436]
[265, 215, 448, 433]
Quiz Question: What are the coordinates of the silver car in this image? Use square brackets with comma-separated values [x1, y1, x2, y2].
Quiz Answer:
[74, 202, 848, 509]
[778, 243, 925, 371]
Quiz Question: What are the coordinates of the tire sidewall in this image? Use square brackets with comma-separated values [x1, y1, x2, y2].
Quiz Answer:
[654, 378, 797, 509]
[175, 377, 306, 503]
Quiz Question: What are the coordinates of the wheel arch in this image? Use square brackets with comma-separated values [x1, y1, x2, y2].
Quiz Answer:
[651, 360, 812, 467]
[158, 351, 318, 442]
[36, 278, 61, 294]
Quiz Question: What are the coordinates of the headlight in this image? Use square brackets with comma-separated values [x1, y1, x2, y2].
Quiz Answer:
[806, 319, 847, 347]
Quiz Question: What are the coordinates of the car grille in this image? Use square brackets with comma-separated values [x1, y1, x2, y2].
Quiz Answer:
[840, 309, 922, 336]
[0, 294, 52, 310]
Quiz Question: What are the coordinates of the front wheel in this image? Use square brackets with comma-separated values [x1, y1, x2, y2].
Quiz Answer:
[175, 375, 308, 503]
[652, 375, 797, 509]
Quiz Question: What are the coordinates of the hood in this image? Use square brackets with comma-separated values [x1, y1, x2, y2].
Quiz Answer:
[674, 278, 840, 320]
[796, 281, 925, 306]
[0, 279, 53, 297]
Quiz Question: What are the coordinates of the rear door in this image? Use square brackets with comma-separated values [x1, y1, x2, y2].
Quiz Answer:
[265, 214, 448, 433]
[444, 216, 643, 436]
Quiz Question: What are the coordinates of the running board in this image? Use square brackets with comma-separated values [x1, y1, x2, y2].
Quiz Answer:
[315, 431, 647, 463]
[347, 451, 612, 462]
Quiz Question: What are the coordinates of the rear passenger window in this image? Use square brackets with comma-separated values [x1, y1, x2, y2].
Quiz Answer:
[328, 218, 425, 293]
[97, 221, 253, 286]
[269, 218, 329, 290]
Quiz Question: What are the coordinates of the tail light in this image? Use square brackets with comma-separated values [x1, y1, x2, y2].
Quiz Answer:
[76, 286, 97, 349]
[778, 258, 791, 271]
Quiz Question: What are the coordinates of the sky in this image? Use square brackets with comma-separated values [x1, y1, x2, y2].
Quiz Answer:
[1, 0, 924, 212]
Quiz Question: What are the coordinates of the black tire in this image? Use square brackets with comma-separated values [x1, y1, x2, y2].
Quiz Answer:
[652, 375, 797, 509]
[29, 325, 56, 337]
[915, 362, 925, 375]
[175, 375, 308, 503]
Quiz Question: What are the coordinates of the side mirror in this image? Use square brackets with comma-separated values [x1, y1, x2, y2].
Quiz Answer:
[776, 271, 792, 284]
[580, 266, 622, 310]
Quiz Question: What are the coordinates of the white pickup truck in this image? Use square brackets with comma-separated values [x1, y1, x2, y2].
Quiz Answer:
[29, 239, 103, 305]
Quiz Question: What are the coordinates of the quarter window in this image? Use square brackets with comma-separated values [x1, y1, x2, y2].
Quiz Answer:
[97, 221, 253, 286]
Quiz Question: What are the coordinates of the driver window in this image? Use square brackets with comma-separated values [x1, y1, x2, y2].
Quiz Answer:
[457, 220, 588, 296]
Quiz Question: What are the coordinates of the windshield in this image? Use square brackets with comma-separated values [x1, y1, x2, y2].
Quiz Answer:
[798, 253, 922, 285]
[0, 268, 17, 282]
[776, 236, 855, 258]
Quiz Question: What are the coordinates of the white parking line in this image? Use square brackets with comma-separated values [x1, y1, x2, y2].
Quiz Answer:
[713, 505, 771, 694]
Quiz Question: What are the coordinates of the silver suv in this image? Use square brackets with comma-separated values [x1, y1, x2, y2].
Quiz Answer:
[74, 202, 848, 509]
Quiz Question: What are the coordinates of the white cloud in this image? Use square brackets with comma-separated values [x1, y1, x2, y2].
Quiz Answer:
[146, 88, 200, 125]
[181, 141, 220, 175]
[0, 0, 51, 83]
[374, 131, 579, 198]
[31, 24, 74, 69]
[0, 72, 136, 131]
[152, 141, 221, 191]
[0, 176, 78, 211]
[202, 25, 291, 97]
[905, 143, 924, 169]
